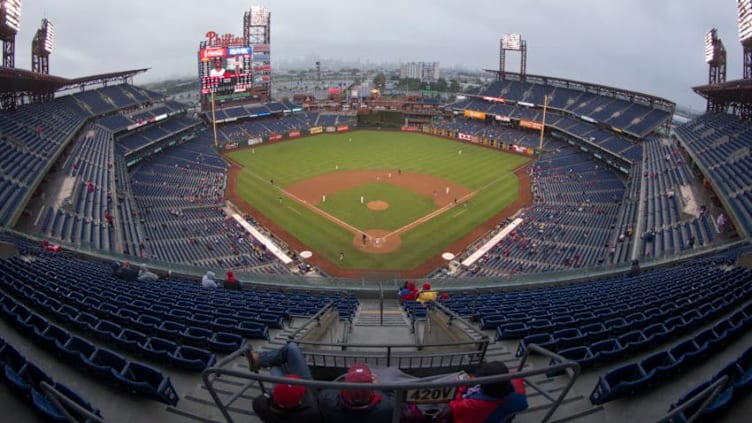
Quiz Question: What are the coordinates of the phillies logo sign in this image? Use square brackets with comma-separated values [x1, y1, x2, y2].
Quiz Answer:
[206, 31, 245, 47]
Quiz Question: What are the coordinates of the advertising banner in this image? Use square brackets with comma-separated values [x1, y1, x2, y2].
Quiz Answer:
[325, 126, 337, 133]
[519, 119, 543, 130]
[269, 134, 283, 141]
[309, 126, 323, 135]
[463, 110, 486, 120]
[288, 131, 301, 138]
[247, 137, 263, 146]
[401, 125, 421, 132]
[458, 133, 474, 141]
[336, 125, 350, 132]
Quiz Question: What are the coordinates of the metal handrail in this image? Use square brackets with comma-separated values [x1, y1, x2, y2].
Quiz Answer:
[201, 342, 580, 423]
[655, 375, 729, 423]
[285, 301, 336, 341]
[39, 381, 105, 423]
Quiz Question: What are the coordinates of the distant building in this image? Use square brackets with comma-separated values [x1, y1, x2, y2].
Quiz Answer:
[400, 62, 440, 82]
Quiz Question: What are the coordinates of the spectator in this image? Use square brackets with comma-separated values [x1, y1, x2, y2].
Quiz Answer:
[112, 260, 139, 282]
[318, 362, 394, 423]
[416, 283, 438, 304]
[225, 270, 241, 290]
[447, 361, 528, 423]
[202, 271, 218, 288]
[247, 343, 322, 423]
[40, 239, 62, 252]
[398, 281, 418, 302]
[138, 265, 159, 282]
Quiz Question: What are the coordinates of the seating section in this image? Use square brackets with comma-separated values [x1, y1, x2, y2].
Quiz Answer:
[589, 300, 752, 405]
[476, 80, 672, 137]
[0, 287, 180, 405]
[667, 344, 752, 421]
[639, 136, 717, 259]
[212, 112, 355, 142]
[117, 116, 201, 153]
[675, 113, 752, 236]
[39, 124, 116, 251]
[445, 143, 629, 277]
[0, 335, 103, 421]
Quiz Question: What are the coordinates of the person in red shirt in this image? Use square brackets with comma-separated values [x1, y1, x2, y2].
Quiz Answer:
[448, 361, 528, 423]
[224, 270, 241, 290]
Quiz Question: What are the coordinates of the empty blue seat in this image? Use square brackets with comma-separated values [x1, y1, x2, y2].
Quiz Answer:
[590, 338, 624, 364]
[170, 345, 216, 371]
[39, 324, 71, 352]
[113, 361, 179, 405]
[548, 345, 595, 375]
[155, 321, 185, 341]
[187, 312, 213, 328]
[669, 339, 702, 368]
[553, 328, 585, 349]
[83, 348, 127, 385]
[20, 312, 49, 340]
[114, 328, 148, 353]
[255, 313, 284, 329]
[71, 312, 99, 333]
[640, 323, 669, 345]
[617, 330, 647, 354]
[5, 361, 53, 397]
[236, 321, 269, 339]
[168, 308, 191, 323]
[733, 345, 752, 390]
[208, 332, 244, 353]
[639, 350, 678, 381]
[580, 322, 609, 342]
[703, 362, 743, 417]
[113, 308, 139, 326]
[141, 337, 178, 364]
[516, 333, 556, 357]
[91, 320, 122, 343]
[590, 362, 649, 405]
[496, 322, 528, 340]
[479, 314, 506, 330]
[182, 326, 212, 348]
[132, 314, 161, 334]
[60, 336, 97, 368]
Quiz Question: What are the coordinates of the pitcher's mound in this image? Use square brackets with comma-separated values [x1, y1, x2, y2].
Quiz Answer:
[354, 229, 401, 254]
[367, 200, 389, 211]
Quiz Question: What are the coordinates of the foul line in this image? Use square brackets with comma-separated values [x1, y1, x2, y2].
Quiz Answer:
[242, 167, 519, 242]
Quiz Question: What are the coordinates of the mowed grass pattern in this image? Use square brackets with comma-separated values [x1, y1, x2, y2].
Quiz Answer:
[229, 131, 530, 270]
[318, 183, 437, 231]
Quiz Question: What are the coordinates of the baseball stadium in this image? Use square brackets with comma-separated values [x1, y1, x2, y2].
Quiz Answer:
[1, 1, 752, 422]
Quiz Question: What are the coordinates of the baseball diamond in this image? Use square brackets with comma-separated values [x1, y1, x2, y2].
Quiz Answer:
[224, 131, 532, 276]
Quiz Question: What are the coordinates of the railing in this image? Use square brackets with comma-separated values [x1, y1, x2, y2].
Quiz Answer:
[39, 381, 105, 423]
[201, 343, 580, 423]
[285, 301, 336, 341]
[1, 228, 747, 293]
[655, 375, 729, 423]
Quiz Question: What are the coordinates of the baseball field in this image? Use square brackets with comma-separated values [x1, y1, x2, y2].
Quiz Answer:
[225, 131, 531, 274]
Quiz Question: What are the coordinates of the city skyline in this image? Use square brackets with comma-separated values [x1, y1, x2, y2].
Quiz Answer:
[11, 0, 743, 110]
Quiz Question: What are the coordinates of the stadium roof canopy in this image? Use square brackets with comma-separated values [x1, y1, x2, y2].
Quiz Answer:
[693, 78, 752, 104]
[0, 67, 149, 94]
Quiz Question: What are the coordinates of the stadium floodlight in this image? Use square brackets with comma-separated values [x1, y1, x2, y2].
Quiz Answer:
[502, 33, 521, 51]
[42, 18, 54, 54]
[249, 5, 269, 26]
[705, 29, 716, 63]
[0, 0, 22, 32]
[739, 0, 752, 42]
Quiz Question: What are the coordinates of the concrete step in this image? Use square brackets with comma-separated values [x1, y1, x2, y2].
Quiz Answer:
[167, 360, 264, 423]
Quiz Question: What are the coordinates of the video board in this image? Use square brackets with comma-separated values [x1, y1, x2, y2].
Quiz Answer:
[199, 45, 253, 97]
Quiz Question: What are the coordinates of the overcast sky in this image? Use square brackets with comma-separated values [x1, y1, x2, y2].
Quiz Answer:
[15, 0, 743, 111]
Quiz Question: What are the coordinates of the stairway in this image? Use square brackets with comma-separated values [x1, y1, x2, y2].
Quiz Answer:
[352, 299, 410, 327]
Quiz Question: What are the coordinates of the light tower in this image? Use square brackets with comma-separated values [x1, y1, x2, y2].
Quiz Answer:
[739, 0, 752, 79]
[0, 0, 22, 110]
[499, 33, 526, 79]
[705, 28, 727, 113]
[31, 18, 54, 102]
[243, 5, 271, 102]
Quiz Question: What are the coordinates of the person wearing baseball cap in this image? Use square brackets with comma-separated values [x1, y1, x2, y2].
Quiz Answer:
[248, 343, 322, 422]
[318, 362, 394, 423]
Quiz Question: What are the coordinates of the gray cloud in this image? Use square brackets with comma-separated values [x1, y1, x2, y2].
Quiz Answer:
[13, 0, 742, 110]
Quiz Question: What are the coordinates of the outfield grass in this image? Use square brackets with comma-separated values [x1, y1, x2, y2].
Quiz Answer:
[229, 131, 530, 270]
[318, 183, 437, 231]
